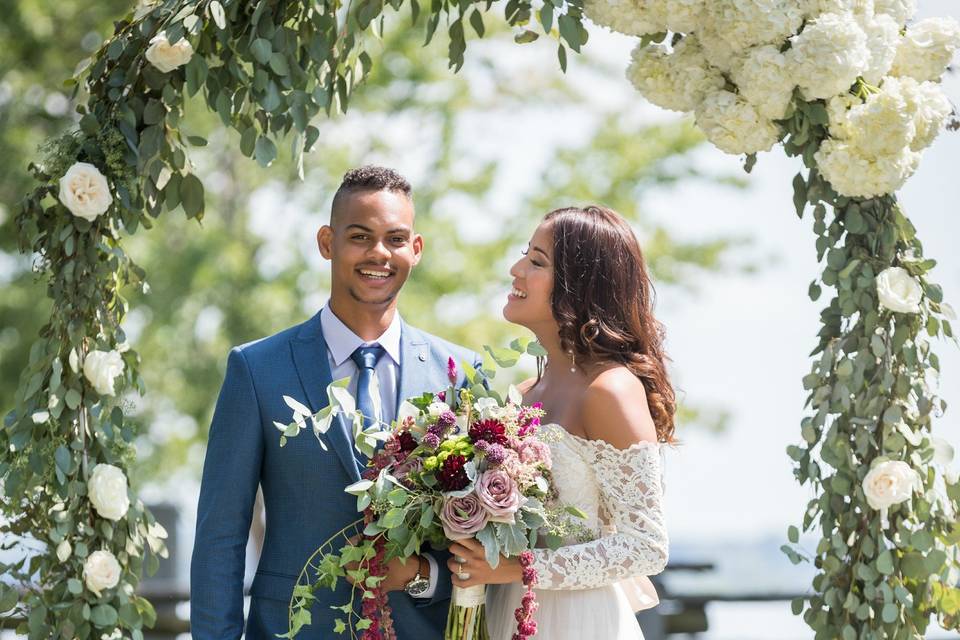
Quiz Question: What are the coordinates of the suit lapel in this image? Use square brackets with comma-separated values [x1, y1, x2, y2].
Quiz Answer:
[290, 311, 361, 482]
[397, 320, 431, 409]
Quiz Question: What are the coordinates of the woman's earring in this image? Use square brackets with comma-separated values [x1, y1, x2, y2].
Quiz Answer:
[569, 349, 577, 373]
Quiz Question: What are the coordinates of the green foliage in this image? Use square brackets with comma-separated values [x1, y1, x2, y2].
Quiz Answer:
[780, 83, 959, 637]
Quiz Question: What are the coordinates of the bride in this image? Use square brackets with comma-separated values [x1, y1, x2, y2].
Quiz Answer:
[447, 205, 674, 639]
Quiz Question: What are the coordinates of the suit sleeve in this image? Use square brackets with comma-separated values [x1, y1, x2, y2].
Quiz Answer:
[190, 347, 264, 639]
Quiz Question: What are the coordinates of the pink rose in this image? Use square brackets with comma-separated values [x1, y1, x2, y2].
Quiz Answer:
[440, 493, 489, 540]
[476, 469, 522, 523]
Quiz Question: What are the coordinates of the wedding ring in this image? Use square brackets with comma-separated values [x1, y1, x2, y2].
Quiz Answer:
[457, 571, 471, 581]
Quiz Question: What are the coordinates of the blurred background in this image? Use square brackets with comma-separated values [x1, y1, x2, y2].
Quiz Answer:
[1, 0, 959, 638]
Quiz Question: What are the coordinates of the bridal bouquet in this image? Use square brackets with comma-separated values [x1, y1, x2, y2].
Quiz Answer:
[277, 359, 587, 640]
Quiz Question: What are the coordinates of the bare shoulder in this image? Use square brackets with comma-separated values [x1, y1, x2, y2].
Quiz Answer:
[516, 377, 539, 395]
[580, 366, 658, 449]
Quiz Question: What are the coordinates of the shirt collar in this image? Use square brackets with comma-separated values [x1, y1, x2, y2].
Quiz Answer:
[320, 302, 402, 367]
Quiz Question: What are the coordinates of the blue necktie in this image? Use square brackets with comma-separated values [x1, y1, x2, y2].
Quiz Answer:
[350, 344, 385, 464]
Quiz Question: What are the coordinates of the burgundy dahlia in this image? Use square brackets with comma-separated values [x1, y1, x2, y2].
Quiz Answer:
[469, 419, 508, 446]
[437, 454, 471, 491]
[397, 430, 418, 453]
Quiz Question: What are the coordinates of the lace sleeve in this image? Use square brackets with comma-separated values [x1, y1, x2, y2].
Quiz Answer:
[531, 439, 668, 590]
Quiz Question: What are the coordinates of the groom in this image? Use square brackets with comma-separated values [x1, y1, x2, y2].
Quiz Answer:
[190, 166, 482, 639]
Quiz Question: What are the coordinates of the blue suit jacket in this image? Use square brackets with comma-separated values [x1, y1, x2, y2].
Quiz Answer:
[190, 310, 482, 639]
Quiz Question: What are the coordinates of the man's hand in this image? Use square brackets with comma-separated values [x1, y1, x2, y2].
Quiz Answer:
[343, 547, 427, 593]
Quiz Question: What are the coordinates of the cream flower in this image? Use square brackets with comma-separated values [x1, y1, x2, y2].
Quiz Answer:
[731, 45, 795, 120]
[694, 90, 782, 155]
[789, 12, 870, 99]
[873, 0, 916, 24]
[83, 550, 122, 596]
[891, 17, 960, 82]
[815, 139, 919, 198]
[664, 0, 704, 33]
[862, 460, 921, 526]
[583, 0, 667, 36]
[58, 162, 113, 221]
[145, 31, 194, 73]
[706, 0, 805, 50]
[876, 266, 923, 313]
[626, 36, 725, 113]
[83, 349, 125, 396]
[845, 82, 915, 158]
[860, 13, 901, 85]
[87, 463, 131, 521]
[887, 76, 953, 151]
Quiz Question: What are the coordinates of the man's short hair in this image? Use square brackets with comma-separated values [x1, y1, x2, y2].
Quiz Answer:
[330, 165, 413, 223]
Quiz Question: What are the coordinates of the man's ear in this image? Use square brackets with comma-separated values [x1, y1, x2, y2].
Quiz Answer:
[317, 225, 333, 259]
[411, 233, 424, 266]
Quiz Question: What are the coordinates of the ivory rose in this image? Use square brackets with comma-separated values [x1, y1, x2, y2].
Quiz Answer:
[84, 550, 122, 596]
[145, 31, 194, 73]
[87, 463, 130, 521]
[59, 162, 112, 221]
[876, 267, 923, 314]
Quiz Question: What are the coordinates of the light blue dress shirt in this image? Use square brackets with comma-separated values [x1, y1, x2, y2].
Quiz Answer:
[319, 302, 438, 597]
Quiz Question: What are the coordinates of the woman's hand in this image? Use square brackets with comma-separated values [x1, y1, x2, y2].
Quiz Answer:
[447, 537, 523, 588]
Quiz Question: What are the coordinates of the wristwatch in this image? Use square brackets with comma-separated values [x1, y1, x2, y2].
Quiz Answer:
[404, 555, 430, 597]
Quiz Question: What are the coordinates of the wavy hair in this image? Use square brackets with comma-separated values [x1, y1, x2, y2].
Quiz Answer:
[542, 205, 676, 443]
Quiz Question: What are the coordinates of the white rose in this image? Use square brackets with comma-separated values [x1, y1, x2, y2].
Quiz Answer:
[731, 45, 795, 120]
[145, 31, 194, 73]
[87, 463, 130, 521]
[427, 401, 450, 417]
[876, 266, 923, 314]
[56, 539, 72, 562]
[706, 0, 805, 50]
[815, 139, 919, 198]
[58, 162, 113, 222]
[626, 36, 725, 113]
[859, 13, 901, 85]
[694, 90, 782, 155]
[873, 0, 916, 24]
[789, 12, 870, 99]
[862, 460, 921, 526]
[584, 0, 667, 36]
[891, 17, 960, 83]
[844, 81, 915, 158]
[888, 76, 953, 151]
[83, 549, 121, 596]
[83, 349, 125, 396]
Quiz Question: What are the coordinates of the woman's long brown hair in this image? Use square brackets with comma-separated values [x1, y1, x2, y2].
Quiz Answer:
[542, 205, 676, 444]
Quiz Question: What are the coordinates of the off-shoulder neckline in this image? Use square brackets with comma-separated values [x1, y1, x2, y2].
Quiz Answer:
[542, 423, 661, 453]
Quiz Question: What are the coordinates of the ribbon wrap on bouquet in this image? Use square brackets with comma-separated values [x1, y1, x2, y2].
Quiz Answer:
[445, 585, 488, 640]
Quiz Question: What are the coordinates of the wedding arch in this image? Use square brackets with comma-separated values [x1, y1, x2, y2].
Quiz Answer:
[3, 0, 960, 637]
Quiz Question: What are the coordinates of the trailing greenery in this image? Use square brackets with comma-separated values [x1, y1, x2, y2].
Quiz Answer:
[781, 85, 960, 637]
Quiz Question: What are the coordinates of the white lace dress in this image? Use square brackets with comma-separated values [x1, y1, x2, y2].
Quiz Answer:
[486, 425, 668, 640]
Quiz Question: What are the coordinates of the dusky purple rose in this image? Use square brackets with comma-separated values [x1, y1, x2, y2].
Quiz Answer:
[440, 493, 489, 540]
[476, 469, 522, 523]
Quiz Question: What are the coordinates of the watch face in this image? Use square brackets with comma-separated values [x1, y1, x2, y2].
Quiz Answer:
[405, 577, 429, 597]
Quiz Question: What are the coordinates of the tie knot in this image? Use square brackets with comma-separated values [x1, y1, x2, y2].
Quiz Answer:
[351, 344, 385, 370]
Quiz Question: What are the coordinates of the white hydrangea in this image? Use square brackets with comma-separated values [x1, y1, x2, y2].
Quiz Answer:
[889, 76, 953, 151]
[873, 0, 917, 25]
[626, 36, 725, 113]
[694, 90, 782, 154]
[731, 45, 796, 120]
[844, 82, 915, 158]
[584, 0, 667, 36]
[664, 0, 704, 33]
[817, 0, 874, 15]
[696, 22, 744, 72]
[816, 139, 920, 197]
[706, 0, 806, 50]
[826, 92, 862, 139]
[789, 12, 870, 99]
[891, 17, 960, 83]
[860, 13, 901, 85]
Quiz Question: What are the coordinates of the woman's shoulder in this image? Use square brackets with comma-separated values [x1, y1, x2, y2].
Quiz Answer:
[580, 365, 657, 448]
